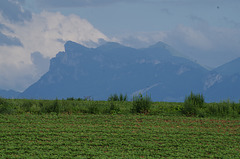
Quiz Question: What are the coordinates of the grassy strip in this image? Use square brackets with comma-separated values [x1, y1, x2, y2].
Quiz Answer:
[0, 96, 240, 118]
[0, 98, 181, 115]
[0, 114, 239, 158]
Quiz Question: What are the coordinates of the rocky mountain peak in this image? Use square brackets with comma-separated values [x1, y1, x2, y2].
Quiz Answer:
[19, 41, 240, 102]
[64, 41, 89, 53]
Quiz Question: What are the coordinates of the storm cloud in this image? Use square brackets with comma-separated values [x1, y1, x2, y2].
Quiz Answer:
[0, 0, 31, 22]
[0, 32, 22, 46]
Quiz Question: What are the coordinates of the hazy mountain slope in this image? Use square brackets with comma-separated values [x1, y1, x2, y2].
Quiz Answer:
[0, 89, 20, 98]
[21, 41, 208, 101]
[213, 57, 240, 76]
[204, 74, 240, 102]
[204, 57, 240, 102]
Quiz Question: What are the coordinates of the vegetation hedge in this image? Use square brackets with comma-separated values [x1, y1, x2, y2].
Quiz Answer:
[0, 92, 240, 118]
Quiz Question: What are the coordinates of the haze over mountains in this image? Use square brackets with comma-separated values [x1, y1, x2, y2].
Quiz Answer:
[1, 41, 240, 102]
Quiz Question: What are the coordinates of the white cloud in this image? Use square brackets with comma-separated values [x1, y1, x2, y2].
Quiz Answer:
[116, 24, 240, 68]
[174, 25, 213, 50]
[0, 11, 109, 91]
[36, 0, 143, 8]
[117, 32, 167, 48]
[4, 11, 109, 57]
[164, 25, 240, 68]
[0, 45, 33, 91]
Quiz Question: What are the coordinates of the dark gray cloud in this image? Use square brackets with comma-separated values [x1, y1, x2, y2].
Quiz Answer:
[0, 22, 22, 46]
[0, 23, 14, 33]
[0, 32, 23, 46]
[0, 0, 31, 22]
[36, 0, 141, 8]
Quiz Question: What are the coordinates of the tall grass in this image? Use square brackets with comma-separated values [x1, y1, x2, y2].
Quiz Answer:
[182, 92, 240, 118]
[0, 98, 13, 114]
[131, 93, 152, 114]
[207, 100, 240, 117]
[108, 93, 127, 101]
[182, 92, 205, 117]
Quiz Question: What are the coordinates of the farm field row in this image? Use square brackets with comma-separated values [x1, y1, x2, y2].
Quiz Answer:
[0, 114, 239, 158]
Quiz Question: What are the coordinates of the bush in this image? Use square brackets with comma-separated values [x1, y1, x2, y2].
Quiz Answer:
[61, 100, 74, 114]
[21, 99, 34, 112]
[44, 98, 60, 114]
[0, 98, 15, 114]
[87, 101, 100, 114]
[108, 93, 128, 101]
[0, 104, 14, 114]
[105, 101, 120, 114]
[67, 97, 75, 101]
[207, 100, 240, 117]
[108, 94, 119, 101]
[119, 93, 123, 102]
[131, 93, 152, 114]
[30, 104, 41, 114]
[182, 92, 205, 116]
[0, 97, 7, 105]
[123, 94, 128, 101]
[231, 101, 240, 115]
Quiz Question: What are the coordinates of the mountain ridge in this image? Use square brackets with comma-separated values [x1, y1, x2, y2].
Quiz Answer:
[1, 40, 239, 102]
[20, 41, 209, 101]
[213, 57, 240, 76]
[0, 89, 20, 98]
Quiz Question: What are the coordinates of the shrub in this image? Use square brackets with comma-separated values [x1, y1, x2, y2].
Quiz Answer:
[108, 94, 115, 101]
[0, 98, 15, 114]
[113, 94, 119, 101]
[52, 98, 60, 114]
[0, 97, 7, 105]
[207, 100, 240, 117]
[44, 98, 60, 114]
[61, 100, 74, 114]
[0, 99, 14, 114]
[182, 92, 205, 116]
[108, 93, 128, 101]
[67, 97, 75, 101]
[0, 104, 12, 114]
[131, 93, 152, 114]
[30, 104, 41, 114]
[231, 101, 240, 115]
[77, 98, 83, 101]
[22, 99, 34, 112]
[87, 101, 100, 114]
[119, 93, 123, 102]
[123, 94, 128, 101]
[106, 101, 120, 114]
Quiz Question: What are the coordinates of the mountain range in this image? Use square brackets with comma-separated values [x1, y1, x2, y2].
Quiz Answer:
[1, 41, 239, 102]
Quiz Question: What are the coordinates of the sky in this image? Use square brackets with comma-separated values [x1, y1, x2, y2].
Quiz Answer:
[0, 0, 240, 92]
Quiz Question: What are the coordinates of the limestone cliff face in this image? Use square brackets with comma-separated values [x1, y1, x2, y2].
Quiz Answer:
[204, 73, 223, 90]
[20, 41, 239, 102]
[204, 58, 240, 102]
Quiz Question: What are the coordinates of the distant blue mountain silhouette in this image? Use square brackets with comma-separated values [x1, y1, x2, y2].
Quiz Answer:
[204, 57, 240, 102]
[19, 41, 240, 102]
[0, 89, 20, 98]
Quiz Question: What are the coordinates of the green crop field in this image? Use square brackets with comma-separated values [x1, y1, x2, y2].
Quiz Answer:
[0, 93, 240, 158]
[1, 114, 240, 158]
